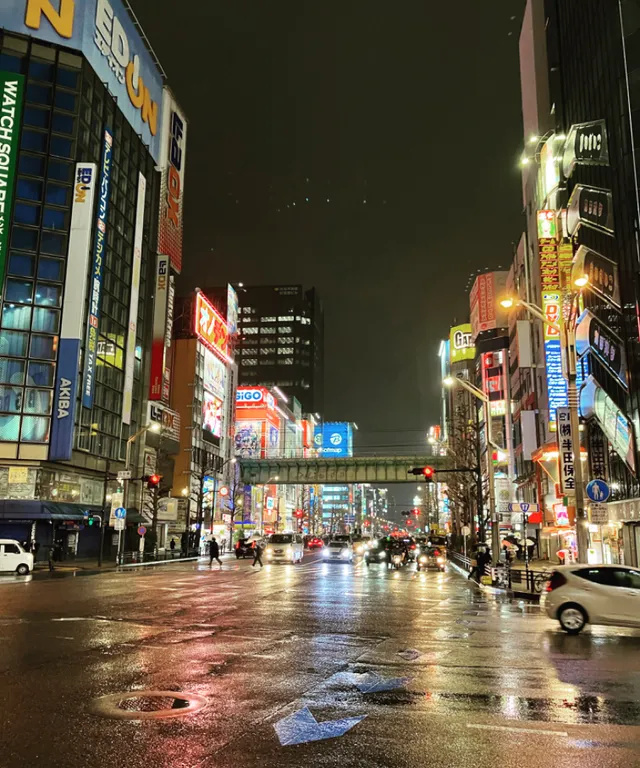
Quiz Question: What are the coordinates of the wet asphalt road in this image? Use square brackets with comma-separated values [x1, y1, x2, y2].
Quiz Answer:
[1, 554, 640, 768]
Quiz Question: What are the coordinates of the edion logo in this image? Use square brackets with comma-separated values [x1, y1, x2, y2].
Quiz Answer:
[329, 432, 343, 445]
[74, 165, 93, 204]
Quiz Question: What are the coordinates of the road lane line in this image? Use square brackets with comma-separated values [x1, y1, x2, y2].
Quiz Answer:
[467, 723, 568, 737]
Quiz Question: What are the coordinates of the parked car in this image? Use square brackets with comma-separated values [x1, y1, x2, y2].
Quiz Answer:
[265, 533, 304, 563]
[0, 539, 34, 575]
[542, 565, 640, 634]
[323, 540, 354, 563]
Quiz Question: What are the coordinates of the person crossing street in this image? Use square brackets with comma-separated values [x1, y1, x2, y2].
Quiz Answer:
[209, 537, 222, 568]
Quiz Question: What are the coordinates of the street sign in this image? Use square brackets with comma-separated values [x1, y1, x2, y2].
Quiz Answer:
[114, 518, 125, 531]
[117, 470, 132, 480]
[586, 479, 610, 503]
[137, 526, 147, 536]
[114, 507, 126, 519]
[219, 486, 229, 497]
[507, 503, 540, 513]
[590, 502, 608, 524]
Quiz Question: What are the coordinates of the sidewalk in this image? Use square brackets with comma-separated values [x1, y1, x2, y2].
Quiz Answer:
[34, 550, 236, 573]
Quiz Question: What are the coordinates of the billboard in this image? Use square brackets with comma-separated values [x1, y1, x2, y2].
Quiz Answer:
[82, 128, 113, 409]
[0, 72, 24, 289]
[158, 88, 187, 273]
[122, 172, 146, 424]
[4, 0, 163, 162]
[469, 272, 508, 339]
[314, 422, 353, 457]
[236, 387, 276, 411]
[149, 254, 169, 400]
[449, 323, 475, 363]
[202, 390, 223, 439]
[195, 292, 230, 363]
[203, 347, 226, 400]
[227, 283, 239, 335]
[234, 420, 262, 458]
[49, 163, 97, 459]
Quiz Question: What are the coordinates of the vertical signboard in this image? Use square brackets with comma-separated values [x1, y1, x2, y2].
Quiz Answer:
[227, 283, 239, 335]
[149, 254, 169, 400]
[158, 88, 187, 274]
[122, 173, 146, 424]
[49, 163, 97, 460]
[82, 128, 113, 409]
[0, 72, 25, 289]
[556, 407, 576, 497]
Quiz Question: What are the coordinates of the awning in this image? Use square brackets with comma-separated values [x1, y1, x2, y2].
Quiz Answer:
[0, 500, 103, 522]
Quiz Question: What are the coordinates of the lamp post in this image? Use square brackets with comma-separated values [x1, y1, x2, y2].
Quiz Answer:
[444, 375, 499, 564]
[119, 422, 160, 564]
[500, 294, 588, 564]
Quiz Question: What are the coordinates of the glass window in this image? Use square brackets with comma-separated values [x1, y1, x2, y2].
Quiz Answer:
[32, 307, 60, 333]
[54, 90, 77, 111]
[23, 388, 52, 415]
[35, 283, 62, 307]
[26, 82, 52, 105]
[45, 182, 70, 206]
[626, 570, 640, 589]
[3, 543, 20, 554]
[52, 113, 75, 135]
[11, 227, 38, 251]
[40, 231, 66, 255]
[19, 154, 46, 177]
[13, 203, 40, 227]
[47, 160, 72, 183]
[37, 262, 62, 286]
[575, 568, 621, 586]
[16, 178, 43, 201]
[21, 130, 48, 153]
[27, 361, 54, 387]
[5, 278, 33, 304]
[30, 335, 56, 360]
[42, 207, 67, 230]
[23, 107, 50, 129]
[0, 414, 20, 441]
[57, 67, 79, 89]
[0, 53, 23, 74]
[2, 305, 31, 331]
[0, 386, 22, 412]
[0, 358, 25, 385]
[50, 136, 73, 158]
[21, 415, 50, 442]
[29, 59, 55, 82]
[9, 252, 35, 277]
[0, 330, 28, 356]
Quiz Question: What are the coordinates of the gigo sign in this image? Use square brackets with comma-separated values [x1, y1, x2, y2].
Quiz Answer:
[236, 388, 276, 410]
[449, 323, 475, 363]
[10, 0, 163, 161]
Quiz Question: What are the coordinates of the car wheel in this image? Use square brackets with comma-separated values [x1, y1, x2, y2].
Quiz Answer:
[558, 604, 587, 634]
[16, 564, 30, 576]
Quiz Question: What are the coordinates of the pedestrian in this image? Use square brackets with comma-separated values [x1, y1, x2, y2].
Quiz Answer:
[208, 537, 222, 568]
[48, 544, 55, 572]
[252, 540, 264, 568]
[169, 538, 176, 553]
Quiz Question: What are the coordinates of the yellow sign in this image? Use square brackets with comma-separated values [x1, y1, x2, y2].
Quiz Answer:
[449, 323, 475, 363]
[8, 467, 29, 484]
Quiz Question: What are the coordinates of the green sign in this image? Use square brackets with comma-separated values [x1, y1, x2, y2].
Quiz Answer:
[0, 72, 25, 289]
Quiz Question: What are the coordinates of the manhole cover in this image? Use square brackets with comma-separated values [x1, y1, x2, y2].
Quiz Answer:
[92, 690, 208, 720]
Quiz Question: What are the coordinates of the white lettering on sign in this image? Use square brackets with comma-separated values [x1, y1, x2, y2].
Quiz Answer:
[57, 377, 72, 418]
[453, 328, 473, 349]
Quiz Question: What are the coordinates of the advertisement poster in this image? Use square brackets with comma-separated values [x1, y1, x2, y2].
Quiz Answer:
[195, 292, 230, 362]
[149, 254, 169, 400]
[227, 284, 239, 335]
[203, 390, 223, 439]
[0, 72, 24, 288]
[268, 426, 280, 457]
[235, 421, 262, 458]
[203, 348, 226, 400]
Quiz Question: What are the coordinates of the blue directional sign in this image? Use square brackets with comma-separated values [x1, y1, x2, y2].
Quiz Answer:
[586, 480, 610, 503]
[114, 507, 127, 519]
[274, 707, 366, 746]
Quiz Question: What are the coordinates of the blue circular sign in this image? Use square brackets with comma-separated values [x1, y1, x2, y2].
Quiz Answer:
[586, 480, 610, 503]
[114, 507, 127, 519]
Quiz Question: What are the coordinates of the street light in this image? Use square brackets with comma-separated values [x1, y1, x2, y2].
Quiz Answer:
[500, 294, 588, 563]
[443, 375, 499, 564]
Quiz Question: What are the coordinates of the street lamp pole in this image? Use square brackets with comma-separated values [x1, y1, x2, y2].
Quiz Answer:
[501, 297, 588, 563]
[444, 376, 499, 565]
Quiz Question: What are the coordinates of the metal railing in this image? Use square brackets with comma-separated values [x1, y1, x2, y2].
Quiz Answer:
[448, 550, 551, 595]
[122, 548, 200, 565]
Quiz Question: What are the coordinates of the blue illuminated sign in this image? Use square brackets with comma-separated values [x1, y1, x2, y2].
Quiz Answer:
[314, 422, 353, 457]
[82, 128, 113, 409]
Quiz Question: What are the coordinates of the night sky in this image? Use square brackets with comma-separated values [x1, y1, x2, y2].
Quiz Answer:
[132, 0, 526, 454]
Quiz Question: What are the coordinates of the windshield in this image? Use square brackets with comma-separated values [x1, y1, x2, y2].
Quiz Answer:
[270, 534, 293, 544]
[329, 541, 349, 549]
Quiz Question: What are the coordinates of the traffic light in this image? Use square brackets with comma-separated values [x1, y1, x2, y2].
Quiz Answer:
[408, 466, 435, 481]
[293, 509, 304, 519]
[144, 474, 161, 490]
[88, 515, 94, 526]
[412, 508, 420, 516]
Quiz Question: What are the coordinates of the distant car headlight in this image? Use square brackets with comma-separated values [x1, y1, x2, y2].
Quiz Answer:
[437, 557, 445, 564]
[341, 549, 351, 559]
[286, 547, 293, 557]
[323, 549, 330, 558]
[379, 551, 386, 559]
[266, 550, 273, 558]
[415, 547, 421, 555]
[356, 545, 364, 554]
[419, 555, 427, 563]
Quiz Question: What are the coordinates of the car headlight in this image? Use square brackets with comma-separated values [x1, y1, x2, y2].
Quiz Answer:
[419, 555, 427, 563]
[323, 549, 330, 557]
[341, 549, 351, 559]
[437, 557, 445, 564]
[356, 545, 363, 554]
[415, 547, 421, 555]
[286, 547, 293, 557]
[379, 551, 386, 559]
[266, 550, 273, 558]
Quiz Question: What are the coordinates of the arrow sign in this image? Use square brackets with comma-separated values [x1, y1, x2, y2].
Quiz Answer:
[274, 707, 366, 746]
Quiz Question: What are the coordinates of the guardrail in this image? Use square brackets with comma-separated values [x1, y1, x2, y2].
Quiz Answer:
[122, 548, 200, 565]
[448, 550, 551, 595]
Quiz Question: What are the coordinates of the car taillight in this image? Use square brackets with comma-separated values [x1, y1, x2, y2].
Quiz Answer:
[546, 571, 567, 592]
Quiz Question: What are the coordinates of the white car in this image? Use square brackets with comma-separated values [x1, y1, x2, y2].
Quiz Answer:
[265, 533, 304, 563]
[0, 539, 34, 575]
[542, 565, 640, 634]
[323, 540, 354, 563]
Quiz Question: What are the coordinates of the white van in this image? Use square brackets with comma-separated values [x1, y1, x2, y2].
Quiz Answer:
[0, 539, 34, 575]
[265, 533, 304, 563]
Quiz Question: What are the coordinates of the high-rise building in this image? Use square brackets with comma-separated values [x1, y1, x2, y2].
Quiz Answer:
[0, 2, 187, 557]
[230, 285, 324, 415]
